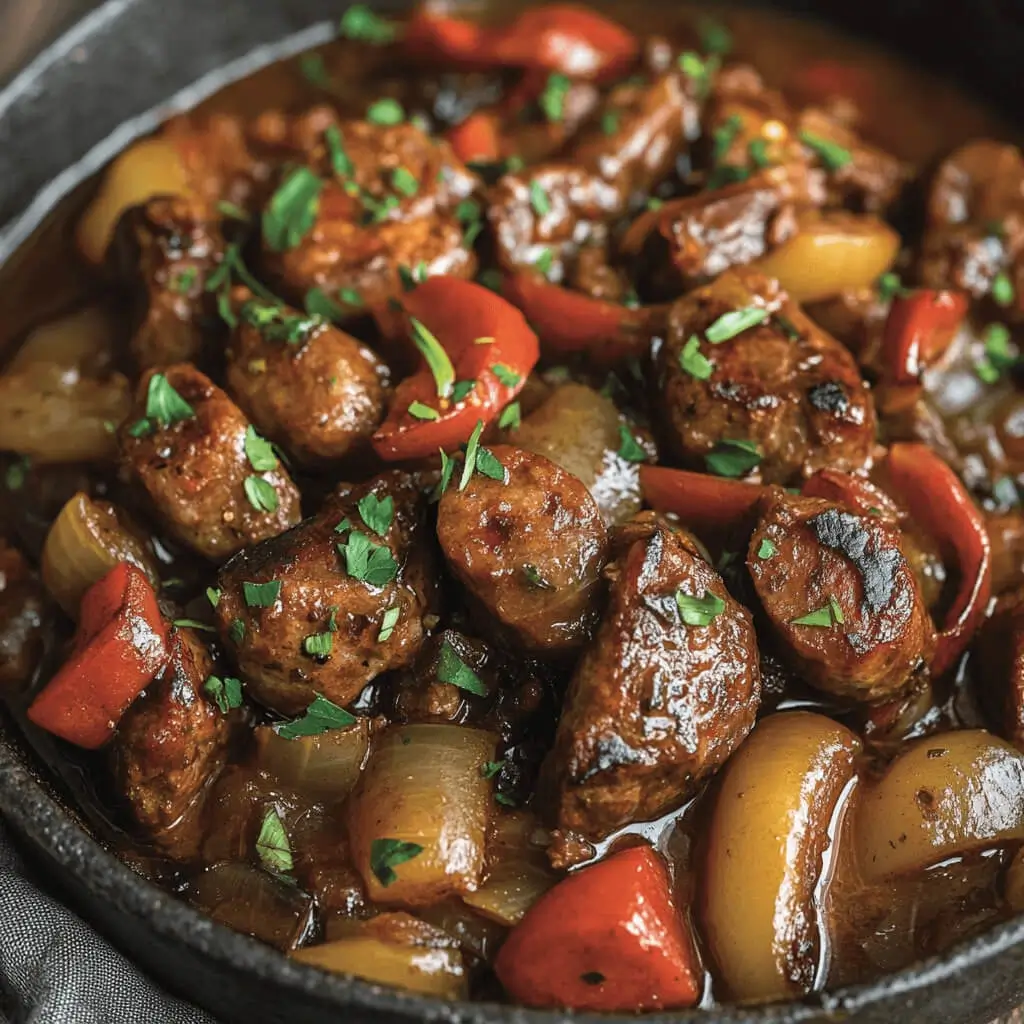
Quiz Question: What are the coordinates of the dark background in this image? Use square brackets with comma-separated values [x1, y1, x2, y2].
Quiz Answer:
[0, 0, 97, 83]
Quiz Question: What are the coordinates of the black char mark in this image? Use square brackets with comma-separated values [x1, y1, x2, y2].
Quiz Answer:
[809, 509, 901, 613]
[807, 380, 849, 414]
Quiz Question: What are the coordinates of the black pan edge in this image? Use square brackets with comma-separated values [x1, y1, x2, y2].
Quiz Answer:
[3, 0, 1024, 1021]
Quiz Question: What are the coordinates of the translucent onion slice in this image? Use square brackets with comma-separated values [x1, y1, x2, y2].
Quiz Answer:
[254, 719, 372, 801]
[349, 723, 496, 906]
[41, 492, 158, 617]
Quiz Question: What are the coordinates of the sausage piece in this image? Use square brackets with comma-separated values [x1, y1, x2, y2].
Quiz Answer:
[747, 490, 935, 703]
[545, 513, 761, 838]
[975, 588, 1024, 749]
[436, 446, 607, 652]
[215, 472, 433, 715]
[259, 110, 478, 315]
[0, 540, 47, 690]
[226, 295, 388, 466]
[120, 364, 302, 561]
[659, 269, 876, 484]
[113, 627, 232, 853]
[110, 196, 226, 370]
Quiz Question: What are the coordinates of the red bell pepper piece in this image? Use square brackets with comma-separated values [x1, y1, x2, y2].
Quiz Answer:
[501, 272, 661, 366]
[802, 469, 900, 519]
[495, 845, 701, 1011]
[886, 442, 992, 676]
[405, 4, 637, 81]
[371, 276, 539, 461]
[881, 289, 968, 386]
[447, 111, 502, 165]
[640, 465, 767, 534]
[27, 562, 170, 749]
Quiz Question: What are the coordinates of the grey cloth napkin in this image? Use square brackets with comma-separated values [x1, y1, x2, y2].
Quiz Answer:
[0, 818, 214, 1024]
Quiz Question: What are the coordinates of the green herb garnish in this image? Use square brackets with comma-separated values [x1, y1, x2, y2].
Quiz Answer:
[706, 306, 769, 343]
[409, 317, 455, 398]
[992, 271, 1016, 308]
[369, 837, 423, 887]
[255, 807, 293, 874]
[601, 111, 620, 135]
[203, 675, 243, 714]
[522, 564, 554, 591]
[298, 52, 329, 88]
[437, 639, 487, 695]
[277, 693, 356, 739]
[451, 379, 477, 403]
[791, 595, 845, 627]
[245, 426, 279, 472]
[408, 400, 440, 421]
[705, 438, 762, 477]
[748, 137, 770, 169]
[757, 538, 777, 559]
[799, 131, 852, 171]
[171, 267, 198, 294]
[337, 530, 398, 586]
[366, 97, 405, 126]
[263, 167, 323, 252]
[679, 335, 713, 380]
[617, 424, 647, 463]
[391, 166, 419, 197]
[698, 16, 733, 55]
[357, 492, 394, 537]
[529, 179, 551, 217]
[539, 73, 571, 122]
[491, 363, 521, 387]
[228, 618, 246, 645]
[206, 586, 221, 608]
[498, 401, 522, 430]
[676, 589, 726, 626]
[303, 631, 333, 658]
[378, 606, 401, 642]
[172, 618, 216, 633]
[243, 580, 281, 608]
[244, 476, 279, 513]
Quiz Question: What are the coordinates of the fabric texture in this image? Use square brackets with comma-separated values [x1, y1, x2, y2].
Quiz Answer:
[0, 817, 214, 1024]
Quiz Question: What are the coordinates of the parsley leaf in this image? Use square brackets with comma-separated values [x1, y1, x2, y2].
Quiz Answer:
[475, 447, 506, 481]
[206, 586, 222, 608]
[357, 492, 394, 536]
[538, 73, 571, 122]
[263, 167, 323, 252]
[391, 166, 418, 198]
[617, 424, 647, 463]
[409, 317, 455, 398]
[366, 97, 405, 126]
[706, 307, 769, 343]
[228, 618, 246, 644]
[679, 335, 713, 379]
[277, 693, 356, 739]
[304, 287, 346, 322]
[705, 438, 762, 478]
[245, 426, 279, 472]
[459, 421, 486, 490]
[481, 760, 505, 779]
[993, 272, 1016, 308]
[491, 363, 521, 387]
[370, 837, 423, 887]
[791, 595, 845, 627]
[699, 16, 733, 55]
[498, 401, 522, 430]
[339, 4, 399, 44]
[437, 639, 487, 695]
[303, 631, 333, 658]
[451, 379, 477, 403]
[438, 450, 456, 494]
[240, 300, 324, 345]
[408, 400, 439, 421]
[244, 475, 279, 513]
[676, 589, 726, 626]
[799, 131, 852, 171]
[243, 580, 281, 608]
[378, 606, 401, 642]
[601, 110, 620, 135]
[144, 372, 194, 429]
[203, 675, 243, 714]
[255, 807, 294, 874]
[171, 267, 198, 294]
[338, 530, 398, 586]
[298, 52, 329, 88]
[757, 538, 777, 559]
[529, 180, 551, 217]
[522, 564, 554, 591]
[172, 618, 215, 633]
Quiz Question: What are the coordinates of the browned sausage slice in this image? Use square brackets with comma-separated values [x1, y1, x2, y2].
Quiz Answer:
[215, 471, 433, 715]
[747, 490, 935, 703]
[545, 513, 761, 838]
[120, 364, 302, 561]
[436, 446, 607, 652]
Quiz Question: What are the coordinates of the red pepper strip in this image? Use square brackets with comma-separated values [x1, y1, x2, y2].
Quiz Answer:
[487, 5, 639, 81]
[640, 465, 768, 534]
[27, 562, 169, 749]
[881, 289, 968, 386]
[802, 469, 901, 519]
[405, 4, 637, 81]
[447, 111, 502, 165]
[502, 272, 661, 366]
[371, 276, 539, 461]
[887, 442, 992, 677]
[495, 845, 701, 1011]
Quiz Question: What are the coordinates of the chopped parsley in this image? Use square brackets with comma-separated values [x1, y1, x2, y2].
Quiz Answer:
[203, 675, 243, 714]
[172, 618, 216, 633]
[679, 335, 713, 380]
[617, 424, 647, 463]
[304, 286, 346, 322]
[378, 606, 401, 642]
[408, 400, 440, 421]
[366, 97, 405, 126]
[475, 447, 506, 481]
[498, 401, 522, 430]
[255, 807, 293, 875]
[437, 639, 487, 695]
[535, 247, 554, 277]
[705, 438, 762, 478]
[529, 179, 551, 217]
[339, 4, 399, 44]
[205, 586, 222, 608]
[357, 492, 394, 536]
[539, 73, 571, 122]
[876, 271, 906, 303]
[409, 317, 455, 398]
[992, 271, 1016, 308]
[298, 52, 329, 88]
[171, 266, 198, 294]
[491, 363, 521, 387]
[391, 166, 419, 197]
[705, 306, 769, 343]
[601, 110, 620, 135]
[324, 124, 354, 178]
[245, 426, 279, 472]
[337, 530, 398, 586]
[791, 594, 845, 627]
[277, 693, 356, 739]
[698, 16, 733, 55]
[711, 114, 743, 166]
[451, 379, 477, 402]
[303, 631, 333, 658]
[984, 323, 1015, 372]
[240, 300, 324, 345]
[370, 837, 423, 887]
[676, 589, 726, 626]
[458, 420, 505, 489]
[243, 580, 281, 608]
[799, 131, 852, 171]
[774, 314, 802, 341]
[646, 197, 664, 212]
[522, 564, 555, 591]
[244, 476, 279, 513]
[757, 538, 777, 559]
[481, 760, 505, 779]
[4, 458, 28, 491]
[130, 372, 195, 437]
[263, 166, 323, 252]
[228, 618, 246, 645]
[216, 200, 250, 222]
[748, 137, 771, 170]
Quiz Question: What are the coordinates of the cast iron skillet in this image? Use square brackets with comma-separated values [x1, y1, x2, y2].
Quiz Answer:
[2, 1, 1024, 1021]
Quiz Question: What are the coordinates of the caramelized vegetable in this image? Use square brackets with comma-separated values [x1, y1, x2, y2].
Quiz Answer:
[702, 712, 860, 1004]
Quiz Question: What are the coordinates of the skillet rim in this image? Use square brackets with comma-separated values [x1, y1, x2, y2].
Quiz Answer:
[1, 1, 1024, 1021]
